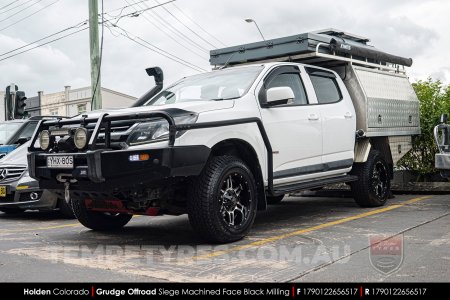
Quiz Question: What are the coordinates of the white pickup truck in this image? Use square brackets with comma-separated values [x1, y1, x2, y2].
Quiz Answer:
[28, 29, 420, 242]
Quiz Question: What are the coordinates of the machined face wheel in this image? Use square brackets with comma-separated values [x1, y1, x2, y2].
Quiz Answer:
[188, 155, 257, 243]
[219, 172, 252, 229]
[371, 161, 388, 198]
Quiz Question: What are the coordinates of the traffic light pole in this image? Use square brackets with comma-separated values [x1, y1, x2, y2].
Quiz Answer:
[89, 0, 102, 110]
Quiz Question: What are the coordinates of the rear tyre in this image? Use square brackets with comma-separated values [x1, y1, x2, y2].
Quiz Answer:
[0, 208, 25, 214]
[58, 198, 76, 219]
[350, 150, 391, 207]
[266, 194, 284, 204]
[188, 155, 257, 243]
[71, 198, 132, 231]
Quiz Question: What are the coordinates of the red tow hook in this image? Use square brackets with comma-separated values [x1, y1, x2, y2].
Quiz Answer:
[84, 199, 160, 216]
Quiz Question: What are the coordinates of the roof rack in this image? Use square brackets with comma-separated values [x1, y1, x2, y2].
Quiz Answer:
[29, 115, 69, 120]
[312, 28, 370, 43]
[210, 29, 412, 73]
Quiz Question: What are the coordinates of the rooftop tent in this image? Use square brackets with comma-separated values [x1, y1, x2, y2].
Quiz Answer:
[210, 28, 412, 69]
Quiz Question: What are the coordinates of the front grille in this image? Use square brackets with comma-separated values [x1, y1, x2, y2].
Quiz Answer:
[46, 120, 138, 153]
[0, 166, 27, 183]
[30, 111, 176, 154]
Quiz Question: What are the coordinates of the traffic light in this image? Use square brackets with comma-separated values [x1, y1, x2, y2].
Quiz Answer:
[4, 84, 17, 120]
[14, 91, 27, 118]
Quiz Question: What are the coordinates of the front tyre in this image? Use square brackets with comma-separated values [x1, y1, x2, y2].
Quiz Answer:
[188, 156, 257, 243]
[71, 198, 132, 231]
[350, 150, 391, 207]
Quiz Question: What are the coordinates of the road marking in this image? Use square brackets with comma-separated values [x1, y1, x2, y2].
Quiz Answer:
[0, 223, 81, 233]
[193, 196, 432, 260]
[0, 215, 143, 233]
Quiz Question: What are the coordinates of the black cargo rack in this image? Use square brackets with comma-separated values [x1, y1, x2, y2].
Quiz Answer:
[210, 28, 412, 72]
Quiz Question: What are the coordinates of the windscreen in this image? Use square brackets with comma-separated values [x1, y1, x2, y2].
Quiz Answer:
[145, 66, 263, 106]
[0, 122, 22, 145]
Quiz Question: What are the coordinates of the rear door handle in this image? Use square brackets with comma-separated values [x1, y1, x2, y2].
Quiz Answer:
[308, 113, 319, 121]
[344, 112, 353, 119]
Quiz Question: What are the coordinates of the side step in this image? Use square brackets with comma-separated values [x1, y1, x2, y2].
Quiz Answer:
[271, 175, 358, 196]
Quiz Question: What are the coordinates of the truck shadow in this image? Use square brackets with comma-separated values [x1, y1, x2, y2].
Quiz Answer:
[0, 196, 359, 247]
[68, 196, 358, 247]
[0, 210, 69, 221]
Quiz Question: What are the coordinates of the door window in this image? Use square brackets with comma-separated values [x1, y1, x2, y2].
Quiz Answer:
[266, 73, 308, 105]
[309, 74, 342, 104]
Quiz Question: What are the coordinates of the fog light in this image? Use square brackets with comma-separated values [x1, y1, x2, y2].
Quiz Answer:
[30, 192, 39, 200]
[39, 130, 50, 150]
[74, 128, 88, 149]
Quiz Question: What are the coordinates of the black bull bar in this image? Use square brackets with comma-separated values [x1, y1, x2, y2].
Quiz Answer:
[27, 111, 275, 193]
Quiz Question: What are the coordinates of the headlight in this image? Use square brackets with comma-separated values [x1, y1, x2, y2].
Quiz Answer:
[74, 128, 88, 149]
[39, 130, 50, 150]
[127, 114, 198, 146]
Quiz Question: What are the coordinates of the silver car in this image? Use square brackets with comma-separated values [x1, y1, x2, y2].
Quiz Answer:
[0, 142, 74, 217]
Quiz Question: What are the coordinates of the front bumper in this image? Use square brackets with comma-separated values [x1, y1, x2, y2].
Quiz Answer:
[28, 145, 211, 191]
[0, 176, 58, 210]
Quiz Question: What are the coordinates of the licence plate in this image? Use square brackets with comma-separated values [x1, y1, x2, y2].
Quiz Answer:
[0, 186, 6, 197]
[46, 156, 74, 169]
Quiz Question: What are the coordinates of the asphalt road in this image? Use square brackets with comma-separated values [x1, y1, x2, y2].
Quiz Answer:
[0, 194, 449, 282]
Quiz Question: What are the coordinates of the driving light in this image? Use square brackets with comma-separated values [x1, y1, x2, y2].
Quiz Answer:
[74, 128, 88, 149]
[39, 130, 50, 150]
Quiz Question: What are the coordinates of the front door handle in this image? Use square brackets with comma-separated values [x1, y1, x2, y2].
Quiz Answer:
[344, 112, 353, 119]
[308, 113, 319, 121]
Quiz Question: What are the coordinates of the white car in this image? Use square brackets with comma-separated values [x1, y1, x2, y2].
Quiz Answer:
[28, 30, 420, 243]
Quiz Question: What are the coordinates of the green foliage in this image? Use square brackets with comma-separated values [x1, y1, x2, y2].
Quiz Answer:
[397, 78, 450, 178]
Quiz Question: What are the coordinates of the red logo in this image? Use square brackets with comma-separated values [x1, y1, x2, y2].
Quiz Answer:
[369, 234, 404, 274]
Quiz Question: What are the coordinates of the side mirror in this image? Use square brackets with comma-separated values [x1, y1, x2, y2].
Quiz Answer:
[265, 87, 295, 107]
[16, 136, 31, 145]
[441, 114, 448, 124]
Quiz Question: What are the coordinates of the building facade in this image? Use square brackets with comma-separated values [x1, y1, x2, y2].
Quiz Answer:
[1, 87, 136, 121]
[25, 95, 41, 118]
[40, 86, 137, 117]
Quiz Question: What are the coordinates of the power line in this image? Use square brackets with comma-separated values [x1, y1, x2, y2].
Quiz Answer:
[152, 0, 218, 49]
[171, 2, 227, 47]
[0, 0, 21, 12]
[106, 22, 206, 72]
[91, 0, 104, 108]
[0, 20, 87, 57]
[0, 0, 175, 61]
[0, 26, 87, 62]
[0, 0, 61, 32]
[106, 0, 157, 17]
[0, 0, 43, 23]
[124, 0, 207, 60]
[104, 0, 176, 24]
[0, 0, 35, 15]
[108, 22, 206, 72]
[137, 0, 209, 52]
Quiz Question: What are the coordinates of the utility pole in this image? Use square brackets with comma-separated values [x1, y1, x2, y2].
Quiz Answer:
[89, 0, 102, 110]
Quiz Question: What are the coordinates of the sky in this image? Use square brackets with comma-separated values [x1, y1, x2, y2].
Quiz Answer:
[0, 0, 449, 99]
